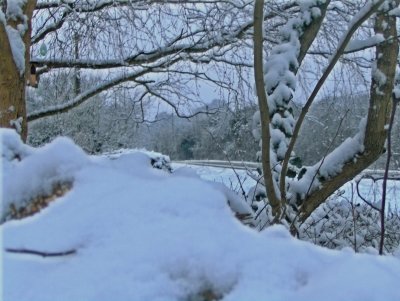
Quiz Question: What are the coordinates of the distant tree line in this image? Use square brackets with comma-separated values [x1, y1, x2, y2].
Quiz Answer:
[27, 72, 400, 170]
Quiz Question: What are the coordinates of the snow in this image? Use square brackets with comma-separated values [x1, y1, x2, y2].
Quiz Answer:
[2, 0, 29, 75]
[5, 25, 26, 75]
[2, 130, 400, 301]
[328, 0, 384, 64]
[393, 66, 400, 99]
[345, 34, 385, 53]
[0, 10, 5, 24]
[9, 116, 23, 134]
[253, 0, 328, 177]
[5, 0, 27, 21]
[288, 118, 366, 199]
[1, 130, 89, 222]
[372, 60, 387, 88]
[389, 7, 400, 16]
[1, 128, 33, 161]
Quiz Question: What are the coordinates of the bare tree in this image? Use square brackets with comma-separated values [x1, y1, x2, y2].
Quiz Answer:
[27, 1, 263, 122]
[1, 0, 290, 139]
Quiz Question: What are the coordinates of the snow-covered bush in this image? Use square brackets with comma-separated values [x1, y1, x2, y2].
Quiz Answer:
[246, 178, 400, 253]
[101, 148, 172, 172]
[300, 195, 400, 254]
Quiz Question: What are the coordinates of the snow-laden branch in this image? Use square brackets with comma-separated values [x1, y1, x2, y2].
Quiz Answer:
[1, 0, 36, 75]
[31, 9, 70, 44]
[289, 118, 366, 200]
[28, 54, 215, 121]
[345, 34, 385, 53]
[30, 5, 280, 70]
[291, 0, 400, 222]
[31, 28, 232, 69]
[253, 0, 330, 221]
[308, 33, 400, 57]
[27, 62, 170, 122]
[281, 0, 386, 197]
[36, 0, 253, 10]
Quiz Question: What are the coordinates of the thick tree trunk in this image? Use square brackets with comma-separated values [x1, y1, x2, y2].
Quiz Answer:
[0, 0, 36, 142]
[0, 31, 27, 140]
[298, 3, 399, 222]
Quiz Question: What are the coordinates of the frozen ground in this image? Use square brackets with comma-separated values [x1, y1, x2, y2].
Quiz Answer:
[2, 130, 400, 301]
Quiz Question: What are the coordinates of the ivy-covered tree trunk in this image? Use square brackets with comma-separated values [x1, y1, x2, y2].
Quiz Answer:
[0, 0, 36, 142]
[253, 0, 330, 222]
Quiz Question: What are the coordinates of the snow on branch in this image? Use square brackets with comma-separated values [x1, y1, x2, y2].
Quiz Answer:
[31, 14, 257, 70]
[27, 65, 157, 121]
[291, 0, 399, 223]
[289, 118, 366, 200]
[1, 0, 35, 75]
[328, 0, 386, 63]
[35, 0, 253, 10]
[5, 25, 26, 75]
[253, 0, 329, 220]
[6, 0, 28, 21]
[282, 0, 386, 187]
[345, 34, 385, 53]
[262, 0, 328, 170]
[393, 65, 400, 99]
[27, 55, 206, 121]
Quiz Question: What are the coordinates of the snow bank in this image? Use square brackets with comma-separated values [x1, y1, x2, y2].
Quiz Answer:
[1, 129, 89, 222]
[2, 132, 400, 301]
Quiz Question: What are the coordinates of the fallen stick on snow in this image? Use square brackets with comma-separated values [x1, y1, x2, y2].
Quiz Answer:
[5, 248, 76, 257]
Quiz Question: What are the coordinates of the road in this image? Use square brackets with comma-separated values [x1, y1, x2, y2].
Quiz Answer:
[176, 160, 400, 179]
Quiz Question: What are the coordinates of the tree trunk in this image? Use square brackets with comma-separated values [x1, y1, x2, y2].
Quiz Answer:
[298, 3, 399, 222]
[0, 32, 27, 140]
[0, 0, 36, 142]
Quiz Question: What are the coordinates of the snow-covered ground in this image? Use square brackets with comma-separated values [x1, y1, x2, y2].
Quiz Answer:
[174, 163, 400, 211]
[2, 130, 400, 301]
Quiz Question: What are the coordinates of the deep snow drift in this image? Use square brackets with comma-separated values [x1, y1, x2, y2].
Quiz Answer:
[2, 129, 400, 301]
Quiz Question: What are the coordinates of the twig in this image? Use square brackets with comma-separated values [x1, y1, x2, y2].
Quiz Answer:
[378, 92, 399, 255]
[356, 177, 380, 211]
[6, 248, 77, 257]
[205, 129, 248, 201]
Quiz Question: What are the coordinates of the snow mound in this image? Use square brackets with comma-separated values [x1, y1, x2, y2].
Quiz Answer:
[2, 132, 400, 301]
[100, 148, 172, 172]
[1, 129, 89, 222]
